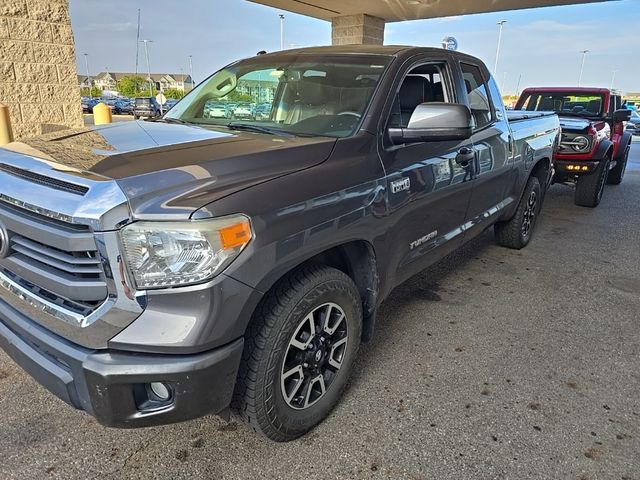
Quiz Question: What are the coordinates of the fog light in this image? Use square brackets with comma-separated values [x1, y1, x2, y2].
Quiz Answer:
[149, 382, 171, 401]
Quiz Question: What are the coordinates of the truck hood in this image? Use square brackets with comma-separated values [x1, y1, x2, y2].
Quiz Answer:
[3, 121, 337, 219]
[558, 117, 593, 133]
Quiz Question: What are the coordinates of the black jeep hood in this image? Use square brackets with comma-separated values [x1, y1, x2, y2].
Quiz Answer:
[6, 121, 337, 219]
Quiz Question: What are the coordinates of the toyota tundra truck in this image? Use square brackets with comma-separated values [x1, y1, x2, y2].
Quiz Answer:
[516, 87, 632, 207]
[0, 46, 559, 441]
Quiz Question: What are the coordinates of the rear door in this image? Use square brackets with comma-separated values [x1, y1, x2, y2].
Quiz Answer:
[459, 62, 514, 237]
[378, 54, 475, 286]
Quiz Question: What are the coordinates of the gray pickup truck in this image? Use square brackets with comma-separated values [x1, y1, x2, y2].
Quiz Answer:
[0, 46, 559, 441]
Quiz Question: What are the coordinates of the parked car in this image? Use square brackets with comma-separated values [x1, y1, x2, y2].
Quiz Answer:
[203, 101, 230, 119]
[133, 97, 161, 119]
[163, 99, 179, 112]
[81, 97, 99, 113]
[0, 46, 559, 441]
[516, 87, 632, 207]
[112, 99, 133, 115]
[255, 104, 272, 120]
[625, 108, 640, 136]
[233, 103, 254, 120]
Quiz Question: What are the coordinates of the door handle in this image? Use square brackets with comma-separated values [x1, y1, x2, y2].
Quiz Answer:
[455, 147, 475, 166]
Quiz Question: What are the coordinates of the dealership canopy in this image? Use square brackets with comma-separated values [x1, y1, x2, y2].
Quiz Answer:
[249, 0, 613, 44]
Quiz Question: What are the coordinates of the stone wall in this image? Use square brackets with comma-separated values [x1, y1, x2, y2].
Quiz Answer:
[331, 14, 385, 46]
[0, 0, 82, 140]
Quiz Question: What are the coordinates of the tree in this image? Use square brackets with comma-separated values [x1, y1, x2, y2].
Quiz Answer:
[80, 87, 102, 97]
[224, 91, 254, 103]
[116, 75, 151, 97]
[162, 88, 186, 99]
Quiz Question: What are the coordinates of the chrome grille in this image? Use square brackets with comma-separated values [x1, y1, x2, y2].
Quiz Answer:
[0, 200, 107, 310]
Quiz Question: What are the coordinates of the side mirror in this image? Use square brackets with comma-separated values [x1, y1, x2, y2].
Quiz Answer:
[613, 109, 631, 123]
[389, 102, 474, 144]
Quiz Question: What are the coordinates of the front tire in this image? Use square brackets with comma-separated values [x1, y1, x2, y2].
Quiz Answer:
[575, 157, 609, 207]
[607, 148, 629, 185]
[495, 176, 541, 249]
[231, 265, 362, 441]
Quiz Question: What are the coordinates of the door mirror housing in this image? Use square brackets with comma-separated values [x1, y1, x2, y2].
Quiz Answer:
[613, 109, 631, 123]
[389, 102, 474, 145]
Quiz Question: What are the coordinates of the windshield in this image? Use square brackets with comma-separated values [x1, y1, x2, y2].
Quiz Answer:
[165, 55, 390, 137]
[518, 92, 605, 117]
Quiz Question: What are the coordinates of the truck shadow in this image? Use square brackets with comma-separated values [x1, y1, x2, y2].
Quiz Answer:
[348, 229, 495, 389]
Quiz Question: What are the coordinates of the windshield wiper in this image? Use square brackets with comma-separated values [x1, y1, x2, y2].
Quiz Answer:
[227, 122, 293, 137]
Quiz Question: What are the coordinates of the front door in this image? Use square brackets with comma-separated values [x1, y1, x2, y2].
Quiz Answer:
[378, 59, 475, 286]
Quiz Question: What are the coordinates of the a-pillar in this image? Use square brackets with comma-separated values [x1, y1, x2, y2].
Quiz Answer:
[331, 14, 385, 45]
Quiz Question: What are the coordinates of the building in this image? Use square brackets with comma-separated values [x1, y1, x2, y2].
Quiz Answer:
[76, 72, 194, 94]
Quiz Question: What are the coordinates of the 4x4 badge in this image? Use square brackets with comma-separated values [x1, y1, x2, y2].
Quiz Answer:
[390, 177, 410, 193]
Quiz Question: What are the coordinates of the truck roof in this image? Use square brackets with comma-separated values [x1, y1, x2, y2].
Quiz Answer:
[256, 45, 483, 63]
[521, 87, 612, 94]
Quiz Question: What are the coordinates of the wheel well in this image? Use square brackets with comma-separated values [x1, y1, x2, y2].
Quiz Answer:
[305, 241, 378, 341]
[253, 241, 379, 343]
[530, 158, 551, 191]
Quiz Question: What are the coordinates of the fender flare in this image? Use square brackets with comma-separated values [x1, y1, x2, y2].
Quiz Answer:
[593, 139, 613, 161]
[615, 132, 633, 159]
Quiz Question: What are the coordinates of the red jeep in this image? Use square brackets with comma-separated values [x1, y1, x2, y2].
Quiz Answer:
[515, 87, 632, 207]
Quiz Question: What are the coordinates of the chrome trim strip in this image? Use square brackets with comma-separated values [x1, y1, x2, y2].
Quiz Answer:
[0, 268, 86, 326]
[0, 149, 130, 230]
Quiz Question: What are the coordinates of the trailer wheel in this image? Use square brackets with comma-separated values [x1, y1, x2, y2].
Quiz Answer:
[231, 265, 362, 441]
[575, 157, 609, 207]
[495, 176, 541, 250]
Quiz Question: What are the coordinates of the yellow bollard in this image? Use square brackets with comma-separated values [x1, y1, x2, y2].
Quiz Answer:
[0, 102, 14, 146]
[93, 102, 112, 125]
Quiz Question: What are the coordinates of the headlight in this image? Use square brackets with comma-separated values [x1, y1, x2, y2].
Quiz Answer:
[119, 214, 252, 289]
[559, 134, 592, 153]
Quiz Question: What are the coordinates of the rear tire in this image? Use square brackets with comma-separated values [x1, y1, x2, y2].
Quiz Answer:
[231, 265, 362, 441]
[575, 157, 609, 207]
[495, 176, 541, 250]
[607, 148, 629, 185]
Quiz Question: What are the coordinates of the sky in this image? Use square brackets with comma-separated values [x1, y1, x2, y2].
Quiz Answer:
[69, 0, 640, 94]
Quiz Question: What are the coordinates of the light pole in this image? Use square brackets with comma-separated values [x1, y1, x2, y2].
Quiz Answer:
[493, 20, 507, 76]
[188, 55, 193, 90]
[140, 39, 153, 96]
[610, 69, 617, 91]
[279, 14, 285, 50]
[134, 9, 141, 79]
[578, 50, 589, 87]
[515, 73, 522, 97]
[83, 53, 92, 99]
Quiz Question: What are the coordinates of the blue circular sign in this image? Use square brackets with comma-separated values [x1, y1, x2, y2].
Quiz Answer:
[442, 36, 458, 51]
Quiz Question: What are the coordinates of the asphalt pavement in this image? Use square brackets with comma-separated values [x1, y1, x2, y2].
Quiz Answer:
[1, 141, 639, 480]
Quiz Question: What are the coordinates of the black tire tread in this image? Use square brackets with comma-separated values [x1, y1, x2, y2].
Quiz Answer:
[607, 148, 628, 185]
[494, 176, 540, 250]
[575, 158, 609, 207]
[230, 264, 361, 441]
